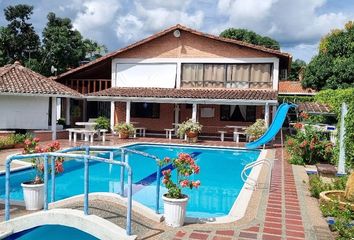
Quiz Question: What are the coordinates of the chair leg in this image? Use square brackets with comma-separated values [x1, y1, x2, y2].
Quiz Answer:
[69, 132, 72, 141]
[73, 132, 77, 142]
[220, 133, 224, 142]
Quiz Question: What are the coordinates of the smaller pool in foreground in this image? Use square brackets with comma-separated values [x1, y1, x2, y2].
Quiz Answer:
[4, 225, 98, 240]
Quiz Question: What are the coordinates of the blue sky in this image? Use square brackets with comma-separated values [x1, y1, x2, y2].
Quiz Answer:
[0, 0, 353, 62]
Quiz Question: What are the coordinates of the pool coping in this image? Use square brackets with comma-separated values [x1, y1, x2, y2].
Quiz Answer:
[0, 208, 136, 240]
[2, 142, 268, 225]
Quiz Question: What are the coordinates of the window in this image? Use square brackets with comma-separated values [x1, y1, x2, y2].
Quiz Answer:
[181, 63, 273, 89]
[220, 105, 256, 122]
[131, 103, 160, 118]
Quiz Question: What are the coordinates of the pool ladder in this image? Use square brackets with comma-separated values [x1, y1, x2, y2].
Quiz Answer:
[241, 158, 273, 190]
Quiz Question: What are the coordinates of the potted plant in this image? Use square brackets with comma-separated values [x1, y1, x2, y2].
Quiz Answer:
[320, 172, 354, 211]
[57, 118, 66, 129]
[177, 119, 202, 143]
[95, 116, 110, 131]
[13, 133, 33, 148]
[159, 153, 201, 227]
[114, 122, 135, 139]
[21, 138, 64, 210]
[245, 119, 267, 142]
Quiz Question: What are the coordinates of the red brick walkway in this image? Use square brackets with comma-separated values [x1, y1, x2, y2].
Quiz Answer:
[172, 148, 307, 240]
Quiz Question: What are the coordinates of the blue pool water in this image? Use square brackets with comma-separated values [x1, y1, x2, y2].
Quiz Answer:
[4, 225, 98, 240]
[0, 144, 259, 218]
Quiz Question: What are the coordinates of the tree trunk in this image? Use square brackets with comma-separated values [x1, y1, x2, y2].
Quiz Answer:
[344, 172, 354, 202]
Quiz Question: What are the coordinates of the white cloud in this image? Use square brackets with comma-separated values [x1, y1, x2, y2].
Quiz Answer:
[282, 43, 319, 62]
[73, 0, 120, 41]
[115, 1, 204, 44]
[216, 0, 351, 46]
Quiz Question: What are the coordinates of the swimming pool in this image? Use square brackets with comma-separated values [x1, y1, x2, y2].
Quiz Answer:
[4, 225, 98, 240]
[0, 144, 260, 218]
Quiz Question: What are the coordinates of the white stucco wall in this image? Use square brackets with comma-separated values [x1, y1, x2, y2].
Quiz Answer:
[0, 95, 49, 129]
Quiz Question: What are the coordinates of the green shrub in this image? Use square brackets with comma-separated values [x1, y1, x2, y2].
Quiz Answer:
[57, 118, 66, 125]
[315, 88, 354, 168]
[245, 119, 266, 141]
[0, 136, 15, 149]
[12, 133, 33, 144]
[95, 116, 110, 130]
[309, 175, 347, 198]
[320, 201, 354, 239]
[114, 122, 135, 134]
[286, 125, 334, 165]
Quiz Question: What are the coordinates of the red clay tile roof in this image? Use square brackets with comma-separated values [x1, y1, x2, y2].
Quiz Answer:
[298, 102, 333, 115]
[278, 81, 316, 95]
[0, 62, 82, 97]
[56, 24, 292, 79]
[87, 87, 277, 101]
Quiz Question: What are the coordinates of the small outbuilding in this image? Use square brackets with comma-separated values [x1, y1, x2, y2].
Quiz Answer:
[0, 61, 82, 139]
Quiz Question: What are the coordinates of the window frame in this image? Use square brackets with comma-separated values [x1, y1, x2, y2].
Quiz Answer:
[130, 102, 160, 119]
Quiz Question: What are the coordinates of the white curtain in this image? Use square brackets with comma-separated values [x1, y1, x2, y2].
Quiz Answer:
[239, 105, 247, 120]
[181, 64, 203, 87]
[203, 64, 225, 88]
[250, 64, 272, 88]
[116, 63, 177, 88]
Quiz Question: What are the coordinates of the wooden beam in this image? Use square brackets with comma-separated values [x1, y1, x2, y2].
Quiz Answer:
[81, 79, 85, 94]
[88, 80, 91, 93]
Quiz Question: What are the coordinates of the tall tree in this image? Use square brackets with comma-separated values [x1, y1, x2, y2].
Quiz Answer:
[303, 21, 354, 90]
[0, 4, 40, 64]
[289, 59, 306, 81]
[41, 12, 86, 75]
[220, 28, 280, 50]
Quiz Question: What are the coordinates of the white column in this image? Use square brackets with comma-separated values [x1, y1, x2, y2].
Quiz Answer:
[264, 103, 270, 127]
[126, 101, 131, 124]
[51, 97, 57, 140]
[273, 58, 279, 90]
[110, 101, 115, 131]
[338, 103, 348, 175]
[56, 98, 61, 120]
[174, 104, 180, 129]
[272, 105, 277, 121]
[192, 103, 197, 122]
[65, 98, 70, 126]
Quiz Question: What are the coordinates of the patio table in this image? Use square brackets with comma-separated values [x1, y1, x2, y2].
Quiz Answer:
[75, 122, 98, 141]
[225, 125, 246, 142]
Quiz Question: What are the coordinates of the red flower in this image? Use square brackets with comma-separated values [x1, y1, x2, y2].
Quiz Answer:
[24, 139, 32, 145]
[294, 122, 303, 130]
[192, 180, 200, 188]
[300, 140, 307, 148]
[180, 180, 189, 187]
[33, 137, 40, 143]
[299, 112, 309, 119]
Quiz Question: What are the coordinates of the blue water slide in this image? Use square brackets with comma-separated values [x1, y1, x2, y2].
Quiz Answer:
[246, 103, 297, 149]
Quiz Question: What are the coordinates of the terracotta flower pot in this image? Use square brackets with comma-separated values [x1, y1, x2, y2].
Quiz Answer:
[319, 190, 354, 211]
[14, 143, 25, 148]
[186, 131, 198, 138]
[119, 131, 130, 139]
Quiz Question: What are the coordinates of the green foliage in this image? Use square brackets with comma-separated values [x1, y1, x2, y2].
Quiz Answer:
[0, 5, 107, 76]
[159, 153, 200, 199]
[289, 59, 306, 81]
[278, 95, 314, 104]
[245, 119, 266, 141]
[114, 122, 135, 134]
[220, 28, 280, 50]
[286, 125, 334, 165]
[303, 21, 354, 90]
[315, 89, 354, 168]
[95, 116, 110, 130]
[0, 135, 15, 149]
[176, 119, 203, 137]
[320, 200, 354, 239]
[12, 132, 33, 144]
[0, 4, 40, 65]
[309, 175, 347, 198]
[57, 118, 66, 126]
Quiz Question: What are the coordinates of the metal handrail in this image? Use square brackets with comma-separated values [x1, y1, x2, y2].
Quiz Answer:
[4, 146, 133, 235]
[241, 158, 273, 190]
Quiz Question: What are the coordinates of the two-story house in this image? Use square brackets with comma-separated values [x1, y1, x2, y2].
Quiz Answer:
[56, 24, 291, 137]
